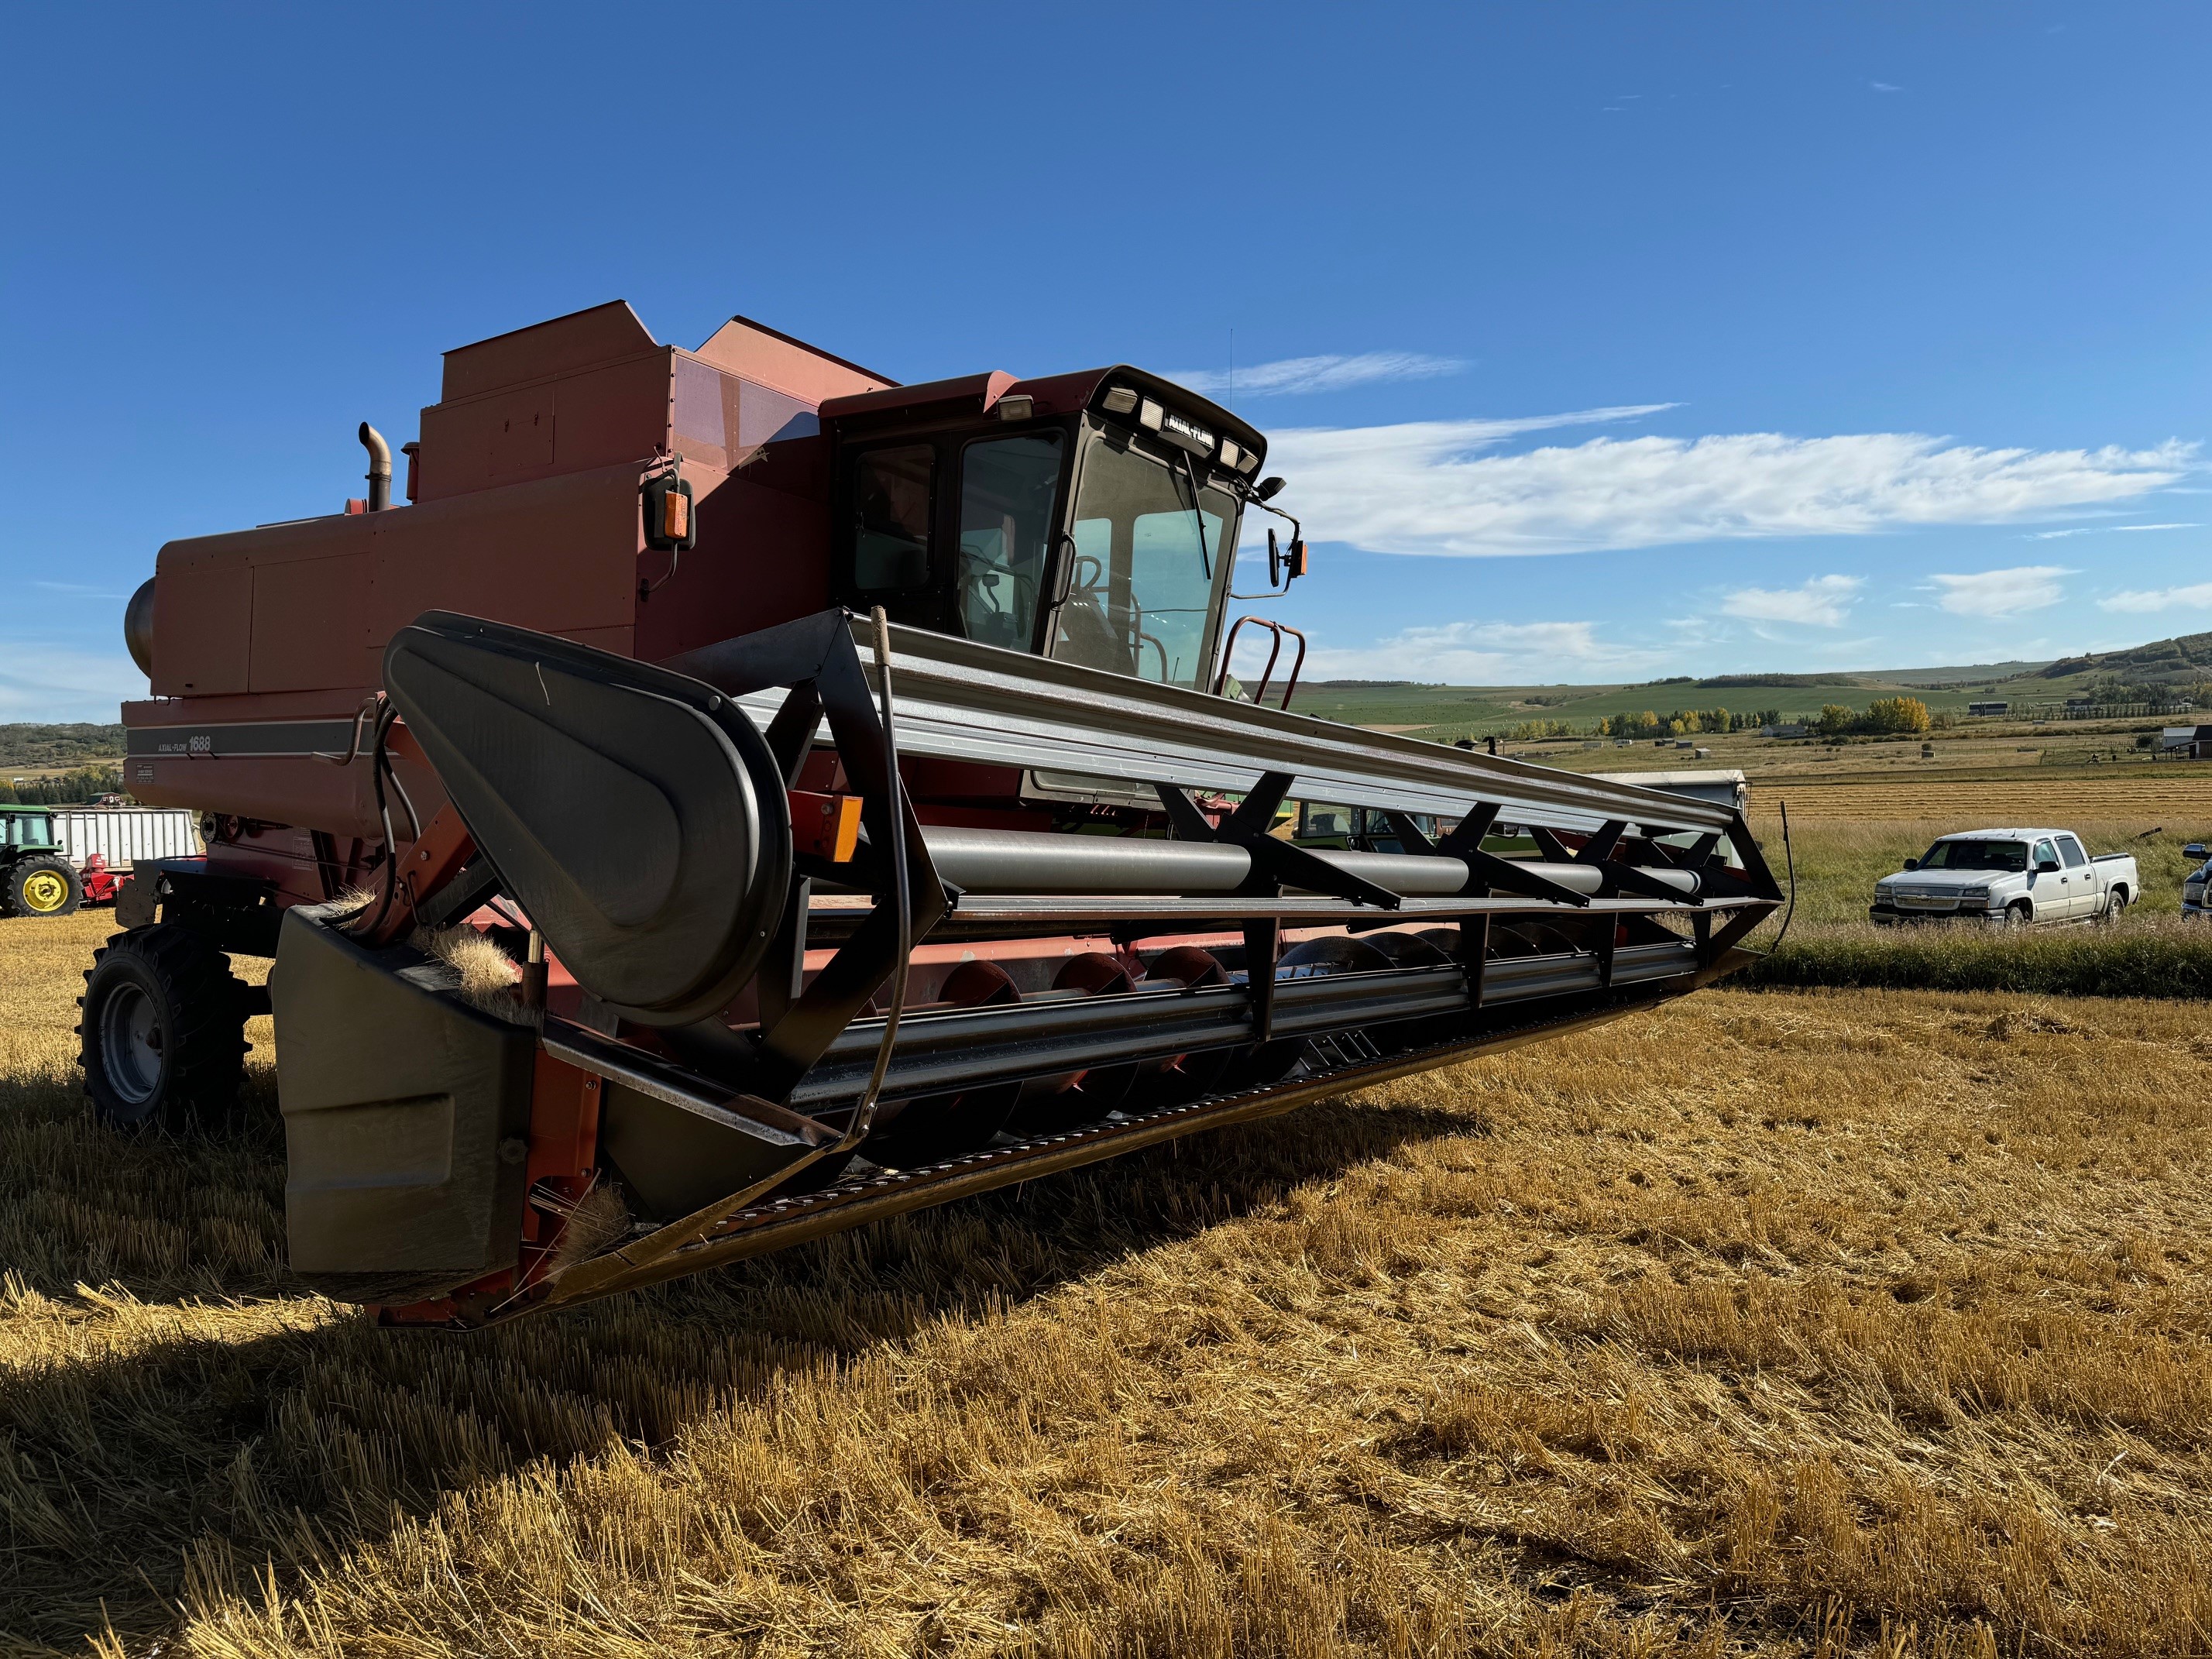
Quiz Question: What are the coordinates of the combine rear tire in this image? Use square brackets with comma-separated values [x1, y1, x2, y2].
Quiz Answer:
[4, 857, 81, 918]
[77, 926, 249, 1129]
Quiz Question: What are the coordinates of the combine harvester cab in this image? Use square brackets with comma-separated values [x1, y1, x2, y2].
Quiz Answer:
[102, 303, 1782, 1326]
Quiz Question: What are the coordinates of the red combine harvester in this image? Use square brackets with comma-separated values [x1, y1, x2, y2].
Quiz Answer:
[95, 303, 1780, 1327]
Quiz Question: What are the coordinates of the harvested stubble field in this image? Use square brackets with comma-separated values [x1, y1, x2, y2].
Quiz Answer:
[1744, 771, 2210, 826]
[6, 912, 2212, 1657]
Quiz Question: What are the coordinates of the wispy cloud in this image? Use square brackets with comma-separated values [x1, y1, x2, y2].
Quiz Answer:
[1266, 415, 2192, 558]
[1870, 81, 1904, 93]
[1927, 565, 2073, 619]
[2100, 581, 2212, 613]
[1722, 574, 1864, 627]
[0, 641, 146, 723]
[1171, 352, 1465, 397]
[2025, 521, 2198, 540]
[33, 580, 127, 598]
[1303, 619, 1661, 684]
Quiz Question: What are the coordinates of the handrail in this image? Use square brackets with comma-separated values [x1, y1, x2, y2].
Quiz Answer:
[1212, 615, 1308, 709]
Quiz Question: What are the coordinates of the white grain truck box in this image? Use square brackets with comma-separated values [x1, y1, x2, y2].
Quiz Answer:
[52, 808, 200, 871]
[1592, 769, 1749, 813]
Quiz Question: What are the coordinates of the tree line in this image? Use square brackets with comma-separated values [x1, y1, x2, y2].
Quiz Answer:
[0, 766, 129, 805]
[1486, 696, 1936, 744]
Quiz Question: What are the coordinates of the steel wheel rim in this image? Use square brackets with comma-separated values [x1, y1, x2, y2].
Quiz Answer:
[101, 984, 163, 1105]
[22, 871, 67, 912]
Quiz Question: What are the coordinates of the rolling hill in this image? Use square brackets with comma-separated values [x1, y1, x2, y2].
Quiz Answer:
[1283, 629, 2207, 740]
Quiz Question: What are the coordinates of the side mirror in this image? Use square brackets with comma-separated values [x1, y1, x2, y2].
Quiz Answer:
[2037, 857, 2061, 873]
[1254, 476, 1286, 502]
[1902, 858, 1918, 871]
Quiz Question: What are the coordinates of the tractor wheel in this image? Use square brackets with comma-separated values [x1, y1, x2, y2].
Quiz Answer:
[5, 857, 82, 919]
[77, 926, 250, 1129]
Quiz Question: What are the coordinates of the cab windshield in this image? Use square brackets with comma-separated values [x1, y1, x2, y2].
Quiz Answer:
[1053, 425, 1237, 689]
[1918, 839, 2028, 873]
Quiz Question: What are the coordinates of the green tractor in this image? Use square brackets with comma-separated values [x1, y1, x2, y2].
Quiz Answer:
[0, 807, 84, 918]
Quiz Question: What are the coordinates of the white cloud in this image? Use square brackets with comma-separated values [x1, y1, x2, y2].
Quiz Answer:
[2026, 521, 2198, 539]
[1265, 415, 2191, 557]
[1871, 81, 1904, 92]
[1927, 565, 2073, 618]
[1172, 352, 1465, 397]
[1300, 619, 1661, 684]
[1721, 573, 1863, 627]
[0, 641, 146, 724]
[2100, 582, 2212, 613]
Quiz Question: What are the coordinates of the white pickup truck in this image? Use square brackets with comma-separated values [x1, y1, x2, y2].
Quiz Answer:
[1870, 828, 2138, 926]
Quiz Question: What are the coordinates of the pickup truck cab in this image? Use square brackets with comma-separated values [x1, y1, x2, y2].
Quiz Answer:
[1870, 827, 2138, 926]
[2183, 843, 2209, 919]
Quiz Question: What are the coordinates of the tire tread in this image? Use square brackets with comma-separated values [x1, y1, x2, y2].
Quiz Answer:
[77, 925, 249, 1128]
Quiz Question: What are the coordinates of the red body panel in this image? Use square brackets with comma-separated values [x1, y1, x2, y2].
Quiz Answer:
[119, 302, 1271, 1029]
[124, 305, 900, 872]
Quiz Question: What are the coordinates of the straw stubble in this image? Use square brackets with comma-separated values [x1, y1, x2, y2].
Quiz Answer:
[2, 911, 2208, 1655]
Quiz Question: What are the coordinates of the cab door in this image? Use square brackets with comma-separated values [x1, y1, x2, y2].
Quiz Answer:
[2054, 833, 2094, 917]
[2028, 836, 2067, 918]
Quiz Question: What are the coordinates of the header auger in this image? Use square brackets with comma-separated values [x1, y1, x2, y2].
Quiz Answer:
[95, 301, 1781, 1325]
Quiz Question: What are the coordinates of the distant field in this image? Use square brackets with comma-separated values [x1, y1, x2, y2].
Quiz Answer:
[0, 722, 124, 771]
[1746, 770, 2212, 828]
[1286, 663, 2158, 740]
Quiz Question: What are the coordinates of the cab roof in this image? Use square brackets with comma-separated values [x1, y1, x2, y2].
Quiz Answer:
[820, 365, 1268, 470]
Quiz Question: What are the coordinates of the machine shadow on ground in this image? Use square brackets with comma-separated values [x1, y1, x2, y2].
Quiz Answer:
[0, 1060, 1488, 1652]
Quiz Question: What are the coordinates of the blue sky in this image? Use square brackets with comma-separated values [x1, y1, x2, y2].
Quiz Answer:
[3, 3, 2207, 718]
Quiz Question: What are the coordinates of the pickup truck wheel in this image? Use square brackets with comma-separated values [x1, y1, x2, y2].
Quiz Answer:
[2001, 902, 2032, 929]
[2099, 889, 2128, 925]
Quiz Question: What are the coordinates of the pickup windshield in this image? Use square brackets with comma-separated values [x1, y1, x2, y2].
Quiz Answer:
[1053, 425, 1237, 689]
[1918, 840, 2028, 873]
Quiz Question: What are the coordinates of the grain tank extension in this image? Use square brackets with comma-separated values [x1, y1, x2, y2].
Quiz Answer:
[94, 302, 1781, 1327]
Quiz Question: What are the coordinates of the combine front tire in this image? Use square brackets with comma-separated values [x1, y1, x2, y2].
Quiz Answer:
[4, 857, 81, 918]
[77, 926, 249, 1128]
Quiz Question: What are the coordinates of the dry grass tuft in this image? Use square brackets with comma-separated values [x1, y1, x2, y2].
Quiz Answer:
[411, 922, 525, 1018]
[323, 887, 376, 919]
[1747, 913, 2212, 998]
[5, 911, 2212, 1654]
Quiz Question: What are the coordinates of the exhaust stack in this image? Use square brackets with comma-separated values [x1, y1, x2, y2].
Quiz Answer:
[359, 422, 392, 511]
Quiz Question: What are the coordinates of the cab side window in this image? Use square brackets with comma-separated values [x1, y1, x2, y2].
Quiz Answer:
[2033, 838, 2059, 869]
[956, 433, 1063, 651]
[850, 445, 936, 592]
[2057, 836, 2087, 868]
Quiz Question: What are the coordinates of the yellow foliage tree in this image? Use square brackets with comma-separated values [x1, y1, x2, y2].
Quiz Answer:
[1864, 696, 1932, 733]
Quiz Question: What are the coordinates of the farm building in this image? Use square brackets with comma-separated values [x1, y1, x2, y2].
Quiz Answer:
[2159, 724, 2212, 759]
